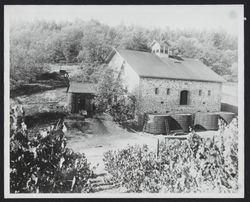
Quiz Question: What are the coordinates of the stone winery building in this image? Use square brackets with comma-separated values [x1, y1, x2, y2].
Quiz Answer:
[107, 40, 225, 123]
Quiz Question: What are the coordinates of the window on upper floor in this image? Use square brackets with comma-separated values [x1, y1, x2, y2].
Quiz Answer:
[208, 90, 211, 96]
[199, 90, 202, 96]
[155, 88, 159, 95]
[167, 88, 170, 95]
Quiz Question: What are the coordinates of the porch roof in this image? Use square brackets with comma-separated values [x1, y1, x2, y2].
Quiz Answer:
[69, 82, 97, 94]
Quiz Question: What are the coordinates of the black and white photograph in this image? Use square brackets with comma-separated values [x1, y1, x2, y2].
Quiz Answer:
[4, 5, 244, 198]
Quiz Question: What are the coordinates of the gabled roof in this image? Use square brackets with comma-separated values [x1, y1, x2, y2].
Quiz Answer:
[150, 40, 171, 47]
[115, 49, 225, 83]
[69, 82, 97, 94]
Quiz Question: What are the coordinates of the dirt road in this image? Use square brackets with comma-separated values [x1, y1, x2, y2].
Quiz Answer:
[65, 115, 160, 174]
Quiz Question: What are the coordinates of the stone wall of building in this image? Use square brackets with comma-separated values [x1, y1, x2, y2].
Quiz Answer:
[137, 77, 222, 116]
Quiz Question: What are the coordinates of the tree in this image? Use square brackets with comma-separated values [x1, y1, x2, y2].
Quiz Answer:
[70, 63, 106, 83]
[77, 21, 115, 64]
[94, 67, 124, 112]
[93, 66, 135, 122]
[10, 105, 94, 193]
[174, 36, 202, 58]
[9, 19, 238, 86]
[48, 26, 83, 63]
[121, 29, 150, 52]
[10, 29, 50, 89]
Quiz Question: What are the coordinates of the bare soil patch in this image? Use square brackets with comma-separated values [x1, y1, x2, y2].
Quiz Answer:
[65, 115, 160, 174]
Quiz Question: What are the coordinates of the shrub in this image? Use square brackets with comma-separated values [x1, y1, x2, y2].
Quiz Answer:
[94, 67, 136, 123]
[24, 112, 67, 129]
[103, 118, 239, 193]
[10, 105, 94, 193]
[107, 95, 136, 123]
[103, 145, 160, 192]
[35, 72, 64, 81]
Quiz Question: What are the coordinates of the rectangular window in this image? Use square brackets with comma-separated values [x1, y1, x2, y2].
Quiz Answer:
[167, 88, 170, 95]
[155, 88, 159, 95]
[199, 90, 202, 96]
[208, 90, 211, 96]
[180, 90, 189, 105]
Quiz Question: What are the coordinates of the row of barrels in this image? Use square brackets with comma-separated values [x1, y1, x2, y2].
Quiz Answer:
[144, 111, 235, 135]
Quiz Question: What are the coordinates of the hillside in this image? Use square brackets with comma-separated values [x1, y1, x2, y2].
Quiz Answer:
[10, 19, 238, 93]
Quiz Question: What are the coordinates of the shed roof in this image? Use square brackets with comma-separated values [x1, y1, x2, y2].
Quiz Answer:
[116, 49, 225, 83]
[69, 82, 97, 94]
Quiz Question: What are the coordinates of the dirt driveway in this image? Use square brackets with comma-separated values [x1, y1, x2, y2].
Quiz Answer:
[65, 114, 219, 175]
[65, 114, 160, 174]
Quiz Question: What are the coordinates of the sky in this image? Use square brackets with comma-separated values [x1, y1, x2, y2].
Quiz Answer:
[5, 5, 244, 36]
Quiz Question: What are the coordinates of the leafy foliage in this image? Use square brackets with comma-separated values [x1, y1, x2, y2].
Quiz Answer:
[48, 25, 83, 63]
[93, 67, 136, 123]
[107, 95, 136, 123]
[121, 28, 151, 52]
[10, 19, 238, 90]
[103, 118, 238, 193]
[70, 63, 107, 83]
[10, 105, 94, 193]
[77, 21, 115, 64]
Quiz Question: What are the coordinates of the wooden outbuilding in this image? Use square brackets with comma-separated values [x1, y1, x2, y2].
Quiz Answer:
[68, 82, 97, 116]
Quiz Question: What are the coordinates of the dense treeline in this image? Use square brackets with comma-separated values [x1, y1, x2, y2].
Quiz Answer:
[10, 19, 238, 90]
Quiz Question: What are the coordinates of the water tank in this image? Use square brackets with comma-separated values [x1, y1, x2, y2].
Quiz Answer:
[144, 114, 168, 134]
[194, 112, 219, 130]
[166, 113, 193, 134]
[217, 111, 235, 124]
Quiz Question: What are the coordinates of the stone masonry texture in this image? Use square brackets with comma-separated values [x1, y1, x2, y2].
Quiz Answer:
[137, 77, 222, 115]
